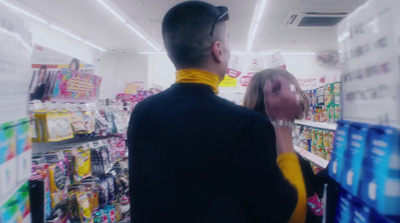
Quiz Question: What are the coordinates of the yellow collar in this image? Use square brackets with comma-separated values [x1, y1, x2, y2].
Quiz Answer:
[175, 69, 221, 94]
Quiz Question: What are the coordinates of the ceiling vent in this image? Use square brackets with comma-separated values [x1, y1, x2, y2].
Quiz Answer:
[282, 11, 347, 28]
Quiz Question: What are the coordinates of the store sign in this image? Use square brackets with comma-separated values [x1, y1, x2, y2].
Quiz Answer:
[239, 76, 251, 87]
[219, 75, 237, 87]
[51, 68, 102, 103]
[338, 0, 400, 127]
[226, 55, 242, 78]
[266, 52, 286, 69]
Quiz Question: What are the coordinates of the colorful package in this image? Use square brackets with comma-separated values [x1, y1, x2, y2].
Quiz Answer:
[74, 146, 92, 182]
[77, 192, 92, 222]
[45, 111, 74, 142]
[16, 118, 32, 182]
[333, 82, 341, 105]
[334, 104, 341, 120]
[329, 120, 351, 182]
[106, 175, 115, 204]
[0, 121, 17, 197]
[360, 126, 400, 216]
[321, 106, 328, 123]
[98, 180, 109, 209]
[328, 105, 335, 123]
[0, 196, 22, 223]
[16, 182, 31, 219]
[335, 191, 353, 223]
[49, 159, 69, 208]
[341, 122, 369, 196]
[324, 83, 333, 105]
[30, 163, 51, 219]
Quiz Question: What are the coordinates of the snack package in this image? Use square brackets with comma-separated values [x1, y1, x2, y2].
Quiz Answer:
[30, 163, 51, 219]
[322, 130, 329, 148]
[45, 110, 74, 142]
[314, 107, 320, 122]
[328, 105, 335, 123]
[324, 83, 333, 105]
[334, 104, 341, 120]
[73, 146, 92, 182]
[48, 159, 69, 208]
[0, 121, 17, 197]
[77, 192, 92, 222]
[98, 180, 109, 209]
[106, 175, 115, 204]
[333, 82, 341, 105]
[316, 130, 323, 147]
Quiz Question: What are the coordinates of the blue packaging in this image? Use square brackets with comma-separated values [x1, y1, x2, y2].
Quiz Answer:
[335, 190, 353, 223]
[351, 198, 371, 223]
[360, 126, 400, 216]
[341, 122, 369, 196]
[329, 120, 351, 182]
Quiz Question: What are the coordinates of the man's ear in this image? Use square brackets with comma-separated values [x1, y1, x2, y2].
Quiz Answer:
[211, 40, 223, 63]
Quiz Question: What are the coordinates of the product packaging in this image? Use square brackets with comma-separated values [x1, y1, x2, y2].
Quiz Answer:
[335, 190, 353, 223]
[333, 82, 341, 105]
[0, 121, 17, 197]
[73, 146, 92, 182]
[321, 106, 328, 123]
[341, 122, 369, 196]
[329, 120, 351, 182]
[360, 126, 400, 216]
[48, 159, 69, 208]
[16, 118, 32, 183]
[334, 104, 341, 120]
[324, 83, 334, 106]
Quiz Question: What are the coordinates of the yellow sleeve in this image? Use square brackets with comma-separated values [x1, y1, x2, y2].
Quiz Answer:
[277, 153, 307, 223]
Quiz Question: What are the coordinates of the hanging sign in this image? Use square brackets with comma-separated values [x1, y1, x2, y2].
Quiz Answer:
[226, 55, 242, 78]
[219, 75, 237, 87]
[266, 52, 286, 69]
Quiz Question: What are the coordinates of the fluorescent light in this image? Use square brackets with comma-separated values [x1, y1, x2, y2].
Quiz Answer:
[97, 0, 126, 23]
[83, 40, 106, 52]
[0, 0, 48, 24]
[50, 24, 82, 41]
[246, 0, 268, 52]
[145, 39, 161, 51]
[126, 24, 146, 40]
[255, 0, 267, 22]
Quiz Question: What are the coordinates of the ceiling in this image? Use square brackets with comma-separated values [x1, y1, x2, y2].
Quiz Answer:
[13, 0, 367, 54]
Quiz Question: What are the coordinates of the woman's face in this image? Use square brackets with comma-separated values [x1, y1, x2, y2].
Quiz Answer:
[38, 68, 46, 82]
[70, 62, 77, 70]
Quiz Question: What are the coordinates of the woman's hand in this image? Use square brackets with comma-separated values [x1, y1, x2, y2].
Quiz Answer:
[264, 75, 302, 122]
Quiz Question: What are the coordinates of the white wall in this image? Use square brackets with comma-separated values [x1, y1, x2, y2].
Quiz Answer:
[147, 53, 341, 101]
[114, 53, 148, 88]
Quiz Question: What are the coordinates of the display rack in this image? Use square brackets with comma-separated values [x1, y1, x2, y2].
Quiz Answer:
[294, 146, 329, 169]
[295, 120, 337, 131]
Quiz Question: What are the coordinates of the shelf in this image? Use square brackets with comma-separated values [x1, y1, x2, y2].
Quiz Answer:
[295, 120, 337, 131]
[32, 134, 124, 154]
[294, 146, 329, 169]
[0, 180, 27, 207]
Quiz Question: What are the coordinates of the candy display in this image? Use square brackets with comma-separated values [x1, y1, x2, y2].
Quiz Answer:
[28, 136, 129, 222]
[303, 82, 341, 123]
[293, 124, 335, 163]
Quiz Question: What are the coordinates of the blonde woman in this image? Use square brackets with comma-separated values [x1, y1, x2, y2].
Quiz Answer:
[244, 68, 324, 223]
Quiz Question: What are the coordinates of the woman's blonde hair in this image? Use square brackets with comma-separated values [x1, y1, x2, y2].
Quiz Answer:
[243, 68, 309, 119]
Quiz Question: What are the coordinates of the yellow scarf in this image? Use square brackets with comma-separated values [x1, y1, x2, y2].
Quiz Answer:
[175, 69, 221, 94]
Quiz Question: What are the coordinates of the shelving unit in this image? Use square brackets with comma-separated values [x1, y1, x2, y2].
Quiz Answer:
[295, 120, 337, 131]
[294, 146, 329, 169]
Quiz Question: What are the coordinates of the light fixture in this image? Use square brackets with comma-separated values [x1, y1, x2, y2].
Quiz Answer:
[126, 24, 146, 40]
[50, 24, 82, 41]
[97, 0, 127, 23]
[97, 0, 161, 52]
[0, 0, 48, 24]
[83, 40, 107, 52]
[281, 52, 316, 55]
[246, 0, 268, 52]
